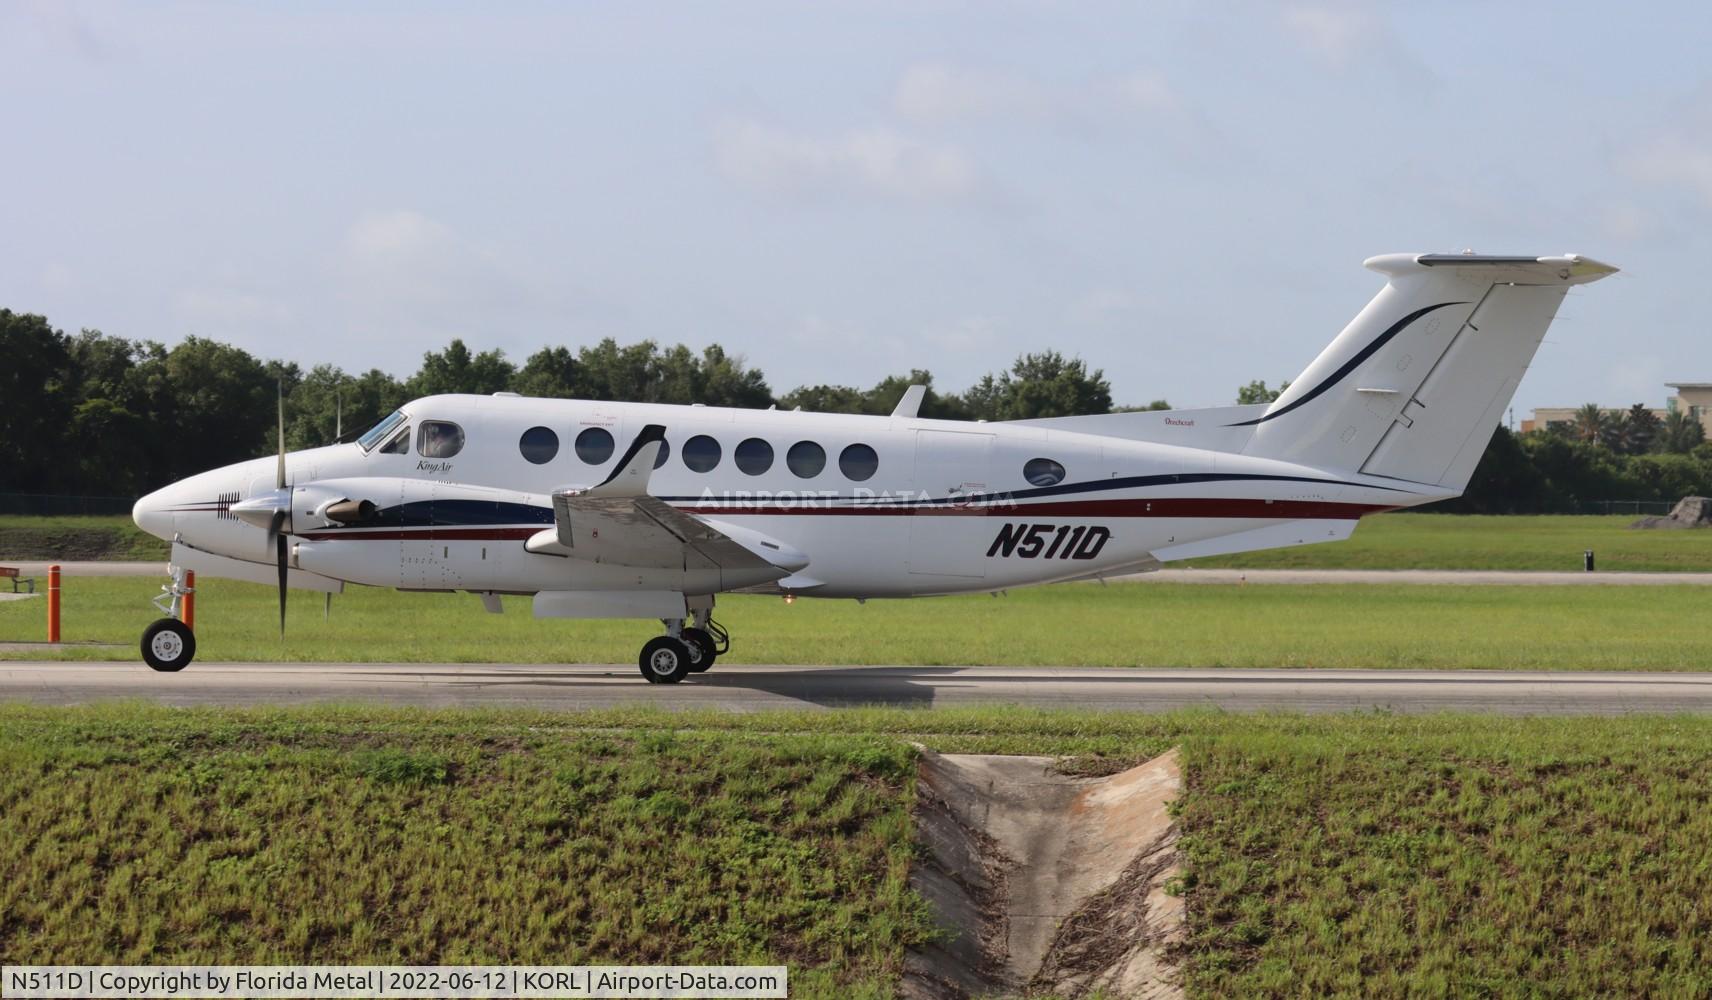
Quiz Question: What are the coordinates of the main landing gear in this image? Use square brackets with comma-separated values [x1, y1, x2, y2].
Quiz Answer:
[141, 565, 197, 672]
[638, 602, 730, 684]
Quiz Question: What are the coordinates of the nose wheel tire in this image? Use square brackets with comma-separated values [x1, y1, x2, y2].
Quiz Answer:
[141, 618, 196, 672]
[680, 627, 718, 673]
[639, 636, 693, 684]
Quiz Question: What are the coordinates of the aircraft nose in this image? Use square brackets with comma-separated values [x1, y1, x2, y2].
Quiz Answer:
[132, 486, 175, 541]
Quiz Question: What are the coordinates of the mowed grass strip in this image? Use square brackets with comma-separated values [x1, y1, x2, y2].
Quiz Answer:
[0, 705, 930, 1000]
[1179, 512, 1712, 572]
[6, 513, 1712, 571]
[0, 515, 168, 561]
[1176, 713, 1712, 998]
[4, 576, 1711, 670]
[4, 706, 1711, 999]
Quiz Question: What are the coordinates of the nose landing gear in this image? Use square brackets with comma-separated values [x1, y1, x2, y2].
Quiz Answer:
[637, 602, 728, 684]
[141, 564, 197, 672]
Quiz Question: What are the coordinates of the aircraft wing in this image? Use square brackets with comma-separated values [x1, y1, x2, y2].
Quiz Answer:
[525, 424, 809, 576]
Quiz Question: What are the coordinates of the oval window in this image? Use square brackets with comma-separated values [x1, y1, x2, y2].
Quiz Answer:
[1024, 457, 1066, 487]
[787, 441, 825, 479]
[735, 438, 774, 476]
[575, 426, 615, 465]
[839, 443, 879, 482]
[653, 438, 671, 469]
[416, 421, 465, 459]
[519, 426, 559, 465]
[683, 434, 721, 473]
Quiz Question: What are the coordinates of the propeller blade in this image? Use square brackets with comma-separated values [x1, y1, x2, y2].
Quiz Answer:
[276, 533, 288, 639]
[276, 379, 287, 491]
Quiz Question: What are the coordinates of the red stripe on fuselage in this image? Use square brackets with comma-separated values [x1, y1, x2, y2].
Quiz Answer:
[291, 497, 1390, 541]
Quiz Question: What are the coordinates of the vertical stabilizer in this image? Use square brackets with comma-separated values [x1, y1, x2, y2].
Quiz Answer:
[1239, 253, 1616, 490]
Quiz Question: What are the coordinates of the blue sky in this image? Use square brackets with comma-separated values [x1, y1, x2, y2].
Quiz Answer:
[5, 1, 1711, 417]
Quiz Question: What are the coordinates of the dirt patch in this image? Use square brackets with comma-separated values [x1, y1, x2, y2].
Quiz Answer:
[1632, 496, 1712, 530]
[903, 748, 1184, 1000]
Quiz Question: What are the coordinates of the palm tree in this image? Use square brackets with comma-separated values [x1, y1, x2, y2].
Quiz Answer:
[1617, 403, 1661, 455]
[1658, 410, 1706, 453]
[1571, 403, 1610, 447]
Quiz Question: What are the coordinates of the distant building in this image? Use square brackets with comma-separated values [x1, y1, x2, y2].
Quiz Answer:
[1523, 384, 1712, 435]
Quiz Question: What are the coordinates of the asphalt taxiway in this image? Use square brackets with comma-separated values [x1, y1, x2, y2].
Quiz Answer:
[2, 661, 1710, 715]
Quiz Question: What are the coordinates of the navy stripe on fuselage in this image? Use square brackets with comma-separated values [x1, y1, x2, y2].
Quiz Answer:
[286, 471, 1410, 534]
[1224, 301, 1466, 427]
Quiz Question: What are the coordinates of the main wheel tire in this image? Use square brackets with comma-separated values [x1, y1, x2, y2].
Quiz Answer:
[681, 627, 718, 673]
[639, 636, 693, 684]
[141, 618, 195, 672]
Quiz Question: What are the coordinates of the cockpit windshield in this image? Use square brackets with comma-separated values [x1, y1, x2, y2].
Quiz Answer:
[357, 410, 408, 452]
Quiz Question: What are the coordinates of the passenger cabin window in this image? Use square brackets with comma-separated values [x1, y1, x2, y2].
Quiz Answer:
[787, 441, 825, 478]
[682, 434, 721, 473]
[417, 421, 465, 459]
[519, 426, 559, 465]
[839, 443, 879, 482]
[735, 438, 773, 476]
[358, 410, 407, 452]
[1024, 457, 1066, 487]
[379, 425, 411, 454]
[653, 439, 671, 469]
[575, 427, 615, 464]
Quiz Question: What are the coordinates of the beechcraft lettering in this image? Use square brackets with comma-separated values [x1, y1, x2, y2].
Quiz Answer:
[128, 252, 1618, 682]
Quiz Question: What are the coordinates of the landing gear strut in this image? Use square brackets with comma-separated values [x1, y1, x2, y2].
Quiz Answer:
[637, 599, 728, 684]
[141, 564, 197, 672]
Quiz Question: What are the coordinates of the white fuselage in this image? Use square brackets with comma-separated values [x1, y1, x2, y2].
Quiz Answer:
[134, 393, 1436, 600]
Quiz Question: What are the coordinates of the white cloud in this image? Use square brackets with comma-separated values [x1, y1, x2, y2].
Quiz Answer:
[174, 287, 293, 334]
[712, 119, 978, 201]
[1065, 288, 1141, 326]
[893, 62, 1179, 124]
[894, 64, 1049, 122]
[1625, 133, 1712, 208]
[1108, 71, 1177, 113]
[1280, 3, 1382, 65]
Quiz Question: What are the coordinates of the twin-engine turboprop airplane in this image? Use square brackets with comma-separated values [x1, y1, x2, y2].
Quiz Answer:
[132, 252, 1616, 681]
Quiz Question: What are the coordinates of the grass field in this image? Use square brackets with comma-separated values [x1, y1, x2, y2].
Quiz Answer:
[4, 575, 1711, 671]
[5, 512, 1712, 572]
[0, 515, 167, 561]
[4, 705, 1710, 998]
[1176, 513, 1712, 572]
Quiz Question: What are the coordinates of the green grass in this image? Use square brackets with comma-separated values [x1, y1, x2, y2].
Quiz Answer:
[0, 515, 167, 561]
[1180, 512, 1712, 572]
[5, 513, 1712, 572]
[4, 705, 1711, 998]
[5, 575, 1712, 671]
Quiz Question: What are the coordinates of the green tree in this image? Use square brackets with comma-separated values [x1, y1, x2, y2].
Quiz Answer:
[1570, 403, 1611, 447]
[1612, 403, 1661, 455]
[959, 351, 1112, 421]
[0, 311, 76, 491]
[407, 340, 516, 396]
[1656, 410, 1705, 454]
[158, 336, 281, 482]
[511, 346, 583, 399]
[1112, 400, 1172, 412]
[1236, 380, 1289, 405]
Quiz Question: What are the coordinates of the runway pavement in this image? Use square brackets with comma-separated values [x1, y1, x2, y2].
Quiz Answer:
[2, 661, 1710, 715]
[13, 561, 1712, 585]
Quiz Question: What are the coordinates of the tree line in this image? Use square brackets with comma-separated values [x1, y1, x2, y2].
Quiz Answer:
[2, 309, 1140, 496]
[8, 306, 1710, 509]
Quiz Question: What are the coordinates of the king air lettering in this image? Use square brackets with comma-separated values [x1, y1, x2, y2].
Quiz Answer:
[986, 523, 1111, 560]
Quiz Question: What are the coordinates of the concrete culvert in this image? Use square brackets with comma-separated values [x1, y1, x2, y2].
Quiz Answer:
[903, 748, 1184, 1000]
[1631, 496, 1712, 530]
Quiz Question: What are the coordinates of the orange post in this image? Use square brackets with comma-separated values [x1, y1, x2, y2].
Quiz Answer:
[47, 564, 61, 643]
[182, 570, 195, 629]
